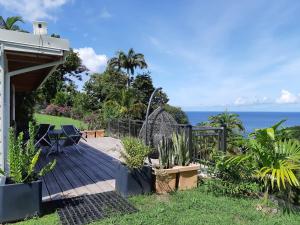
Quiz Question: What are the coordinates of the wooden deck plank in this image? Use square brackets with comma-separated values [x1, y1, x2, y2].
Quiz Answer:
[39, 155, 64, 200]
[37, 161, 51, 201]
[78, 143, 118, 177]
[64, 150, 115, 192]
[46, 155, 80, 199]
[58, 153, 104, 195]
[40, 140, 122, 201]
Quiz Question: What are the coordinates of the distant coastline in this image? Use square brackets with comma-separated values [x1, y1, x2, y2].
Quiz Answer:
[186, 111, 300, 133]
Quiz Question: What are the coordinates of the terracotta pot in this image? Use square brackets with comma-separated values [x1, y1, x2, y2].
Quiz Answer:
[176, 164, 200, 191]
[95, 129, 105, 138]
[85, 130, 96, 138]
[153, 168, 179, 194]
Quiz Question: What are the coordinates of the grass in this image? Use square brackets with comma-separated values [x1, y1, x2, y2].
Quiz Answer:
[34, 113, 87, 130]
[16, 186, 300, 225]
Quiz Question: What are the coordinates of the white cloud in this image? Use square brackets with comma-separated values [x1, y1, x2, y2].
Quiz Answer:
[276, 89, 299, 104]
[74, 47, 108, 73]
[0, 0, 69, 21]
[234, 96, 270, 106]
[100, 7, 112, 19]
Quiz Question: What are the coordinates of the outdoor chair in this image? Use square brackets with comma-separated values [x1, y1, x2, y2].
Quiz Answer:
[35, 124, 54, 151]
[61, 125, 86, 153]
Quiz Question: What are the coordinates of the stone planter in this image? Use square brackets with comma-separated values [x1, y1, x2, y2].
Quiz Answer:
[116, 164, 153, 197]
[153, 168, 179, 194]
[95, 129, 105, 138]
[0, 180, 42, 223]
[176, 164, 200, 191]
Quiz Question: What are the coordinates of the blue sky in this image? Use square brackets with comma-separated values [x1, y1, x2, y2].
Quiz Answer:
[1, 0, 300, 111]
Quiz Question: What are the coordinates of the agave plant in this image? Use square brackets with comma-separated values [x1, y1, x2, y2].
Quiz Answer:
[172, 132, 190, 166]
[157, 136, 174, 169]
[226, 120, 300, 201]
[0, 123, 56, 183]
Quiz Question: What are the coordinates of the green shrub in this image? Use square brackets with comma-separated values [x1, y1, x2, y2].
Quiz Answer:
[121, 137, 152, 169]
[0, 123, 56, 183]
[226, 120, 300, 202]
[204, 178, 260, 198]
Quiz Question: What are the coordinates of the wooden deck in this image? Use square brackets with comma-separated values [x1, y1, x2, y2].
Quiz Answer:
[38, 141, 120, 202]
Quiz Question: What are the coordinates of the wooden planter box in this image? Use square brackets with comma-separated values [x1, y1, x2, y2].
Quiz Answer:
[85, 130, 96, 138]
[176, 164, 200, 191]
[0, 180, 42, 223]
[95, 129, 105, 138]
[83, 130, 105, 138]
[153, 168, 179, 194]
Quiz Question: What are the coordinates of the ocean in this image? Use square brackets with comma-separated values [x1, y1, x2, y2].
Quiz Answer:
[186, 111, 300, 133]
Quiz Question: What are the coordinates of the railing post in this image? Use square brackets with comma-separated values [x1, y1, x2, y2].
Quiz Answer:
[187, 125, 194, 163]
[129, 119, 131, 137]
[117, 119, 120, 138]
[221, 125, 227, 152]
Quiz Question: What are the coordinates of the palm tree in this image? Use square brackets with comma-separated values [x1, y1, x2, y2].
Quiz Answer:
[0, 16, 24, 31]
[208, 112, 245, 133]
[108, 48, 148, 86]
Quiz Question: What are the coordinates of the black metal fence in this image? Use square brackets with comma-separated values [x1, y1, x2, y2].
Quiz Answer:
[106, 119, 144, 138]
[192, 126, 226, 163]
[106, 119, 226, 163]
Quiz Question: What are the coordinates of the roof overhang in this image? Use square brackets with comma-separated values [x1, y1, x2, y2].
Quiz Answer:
[0, 29, 70, 92]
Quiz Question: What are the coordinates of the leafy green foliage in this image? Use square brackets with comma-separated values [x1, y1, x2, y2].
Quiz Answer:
[226, 120, 300, 201]
[5, 123, 56, 183]
[121, 137, 152, 169]
[83, 70, 127, 111]
[0, 16, 24, 31]
[37, 49, 86, 105]
[163, 104, 189, 124]
[204, 178, 260, 198]
[108, 48, 148, 86]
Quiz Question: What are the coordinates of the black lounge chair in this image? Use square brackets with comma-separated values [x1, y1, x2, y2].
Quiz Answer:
[35, 124, 54, 150]
[61, 125, 86, 153]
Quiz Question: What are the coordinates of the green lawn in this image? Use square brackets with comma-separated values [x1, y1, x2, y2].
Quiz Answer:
[16, 186, 300, 225]
[34, 113, 87, 130]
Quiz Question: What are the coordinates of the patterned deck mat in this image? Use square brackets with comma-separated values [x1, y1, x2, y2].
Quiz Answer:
[42, 191, 137, 225]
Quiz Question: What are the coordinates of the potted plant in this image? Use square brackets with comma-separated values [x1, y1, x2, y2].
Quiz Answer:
[153, 136, 179, 194]
[0, 123, 56, 223]
[172, 132, 200, 191]
[153, 132, 200, 193]
[116, 137, 153, 197]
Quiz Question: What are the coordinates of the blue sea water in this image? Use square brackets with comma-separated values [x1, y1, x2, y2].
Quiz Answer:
[186, 111, 300, 133]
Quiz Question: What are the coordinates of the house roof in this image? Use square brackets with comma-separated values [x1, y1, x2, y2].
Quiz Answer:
[0, 29, 69, 92]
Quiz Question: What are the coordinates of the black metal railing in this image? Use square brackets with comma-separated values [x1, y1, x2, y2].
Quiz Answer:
[106, 119, 226, 163]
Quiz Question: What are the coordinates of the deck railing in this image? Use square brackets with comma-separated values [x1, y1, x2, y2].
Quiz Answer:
[106, 119, 226, 163]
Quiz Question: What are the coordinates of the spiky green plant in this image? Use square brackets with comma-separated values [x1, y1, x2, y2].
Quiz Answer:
[0, 122, 56, 183]
[157, 136, 174, 169]
[172, 132, 190, 166]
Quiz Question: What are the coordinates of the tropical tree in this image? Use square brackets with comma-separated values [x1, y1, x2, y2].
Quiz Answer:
[226, 120, 300, 202]
[107, 48, 148, 86]
[0, 16, 24, 31]
[204, 112, 245, 133]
